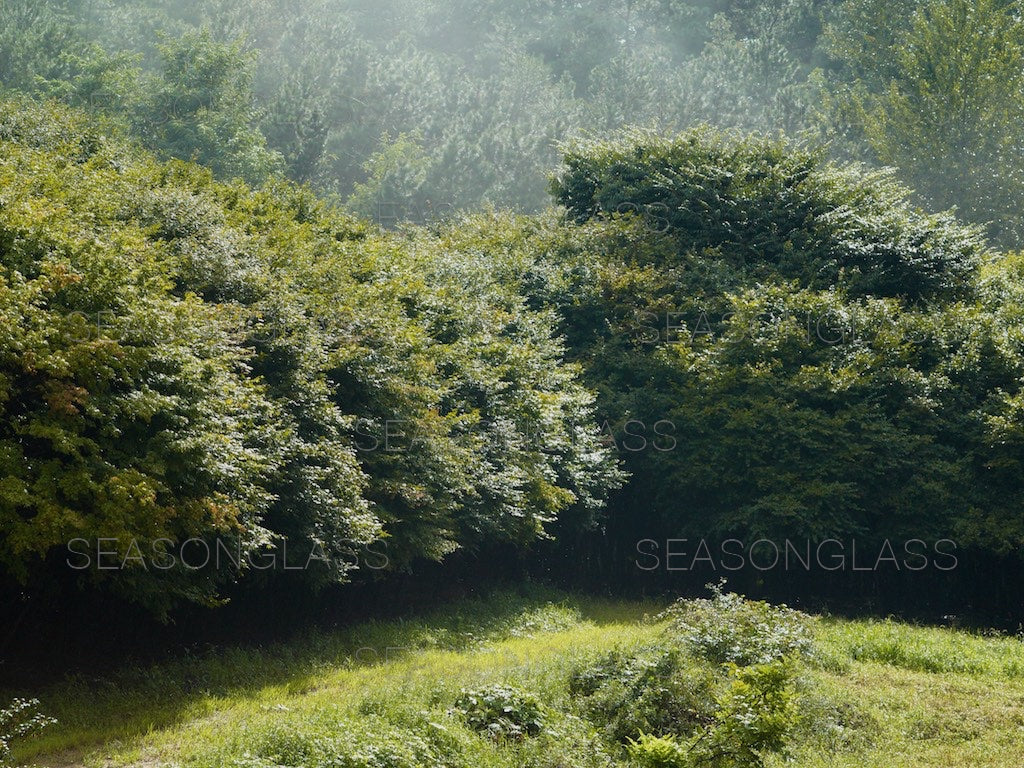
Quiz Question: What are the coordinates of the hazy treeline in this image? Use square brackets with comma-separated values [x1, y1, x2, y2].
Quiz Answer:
[3, 0, 1024, 246]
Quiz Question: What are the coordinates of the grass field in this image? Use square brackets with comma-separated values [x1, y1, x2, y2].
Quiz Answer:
[7, 588, 1024, 768]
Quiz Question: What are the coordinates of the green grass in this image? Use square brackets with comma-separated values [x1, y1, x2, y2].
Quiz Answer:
[7, 589, 1024, 768]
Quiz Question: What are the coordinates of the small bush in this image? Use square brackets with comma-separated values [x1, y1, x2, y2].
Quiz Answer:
[451, 685, 546, 741]
[662, 583, 815, 666]
[692, 661, 801, 768]
[622, 661, 802, 768]
[0, 699, 56, 767]
[626, 732, 689, 768]
[569, 647, 717, 744]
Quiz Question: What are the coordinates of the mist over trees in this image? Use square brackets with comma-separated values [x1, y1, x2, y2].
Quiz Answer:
[3, 0, 1024, 245]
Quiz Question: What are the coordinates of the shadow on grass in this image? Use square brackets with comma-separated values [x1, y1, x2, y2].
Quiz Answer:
[11, 585, 666, 762]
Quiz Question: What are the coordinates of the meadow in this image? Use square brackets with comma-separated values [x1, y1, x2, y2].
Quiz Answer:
[10, 588, 1024, 768]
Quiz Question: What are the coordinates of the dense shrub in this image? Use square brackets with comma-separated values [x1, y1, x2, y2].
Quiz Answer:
[520, 129, 1024, 564]
[451, 685, 546, 741]
[625, 733, 690, 768]
[661, 583, 815, 666]
[0, 107, 283, 611]
[576, 653, 802, 767]
[686, 660, 801, 768]
[0, 98, 619, 612]
[568, 647, 717, 744]
[552, 128, 983, 303]
[572, 590, 816, 766]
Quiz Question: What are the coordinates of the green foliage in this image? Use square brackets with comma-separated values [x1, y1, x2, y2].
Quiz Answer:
[0, 0, 97, 94]
[595, 0, 822, 135]
[690, 660, 801, 768]
[135, 30, 282, 183]
[791, 693, 879, 753]
[0, 0, 838, 214]
[553, 128, 982, 303]
[452, 685, 546, 741]
[237, 716, 447, 768]
[822, 0, 1024, 247]
[345, 133, 433, 221]
[10, 0, 1024, 249]
[0, 98, 618, 611]
[574, 590, 806, 767]
[569, 647, 717, 744]
[535, 129, 1024, 555]
[661, 584, 815, 666]
[0, 0, 142, 133]
[625, 732, 690, 768]
[20, 592, 1024, 767]
[502, 602, 585, 637]
[3, 0, 1024, 639]
[0, 103, 280, 610]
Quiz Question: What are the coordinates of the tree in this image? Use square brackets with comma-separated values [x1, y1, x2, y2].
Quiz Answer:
[0, 96, 621, 612]
[136, 30, 282, 183]
[537, 129, 1023, 562]
[822, 0, 1024, 247]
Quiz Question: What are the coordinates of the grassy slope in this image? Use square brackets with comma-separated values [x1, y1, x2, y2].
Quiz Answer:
[9, 589, 1024, 767]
